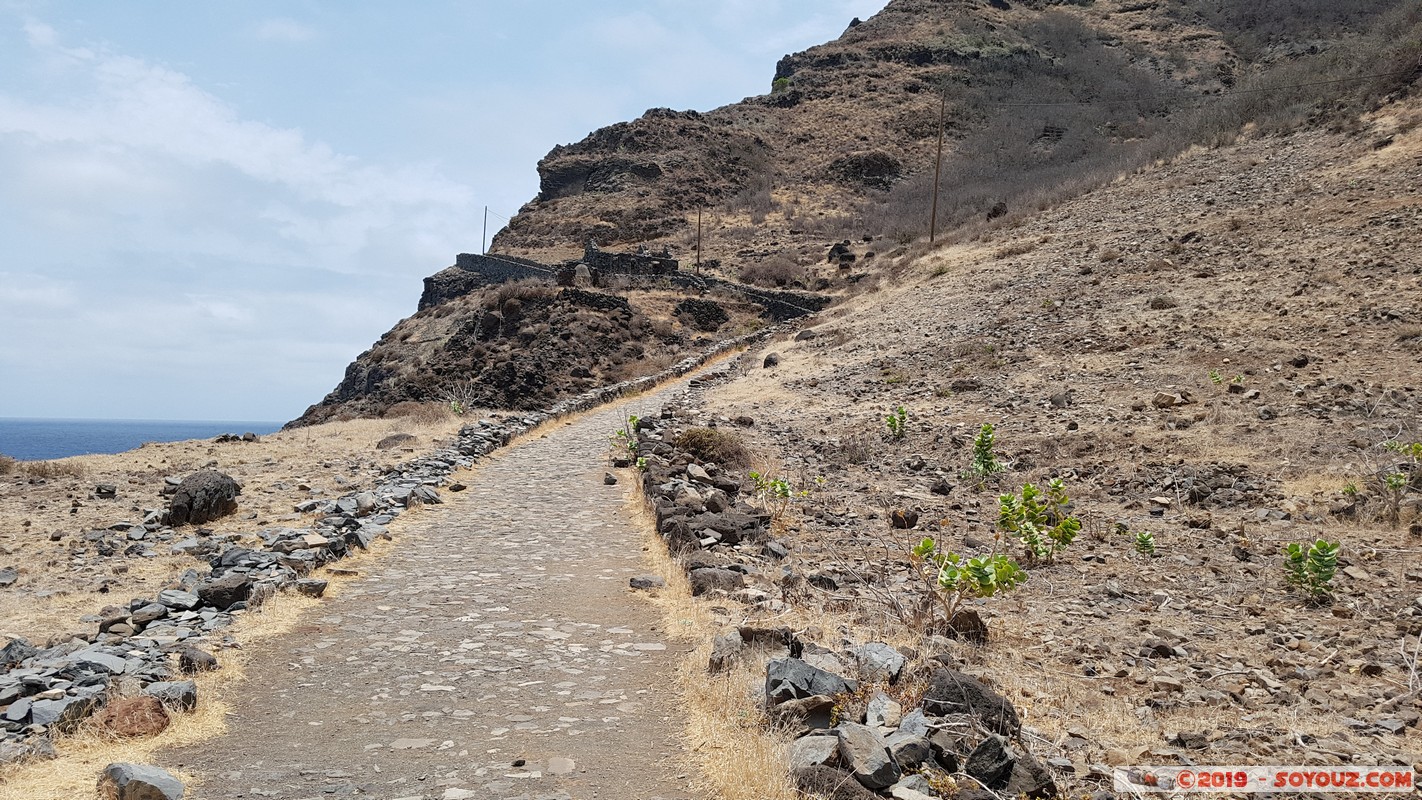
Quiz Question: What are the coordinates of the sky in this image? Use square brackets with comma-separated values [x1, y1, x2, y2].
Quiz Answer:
[0, 0, 888, 423]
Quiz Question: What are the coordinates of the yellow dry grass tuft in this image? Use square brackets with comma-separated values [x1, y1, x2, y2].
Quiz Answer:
[627, 496, 797, 800]
[0, 523, 393, 799]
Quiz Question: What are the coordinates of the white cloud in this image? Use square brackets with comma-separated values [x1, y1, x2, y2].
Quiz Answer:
[254, 17, 318, 44]
[0, 20, 477, 419]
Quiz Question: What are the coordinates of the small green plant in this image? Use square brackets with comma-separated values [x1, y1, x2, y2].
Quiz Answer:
[1133, 530, 1156, 556]
[771, 76, 790, 94]
[748, 470, 808, 530]
[998, 478, 1081, 565]
[1283, 538, 1340, 604]
[885, 406, 908, 440]
[911, 537, 1027, 628]
[1384, 440, 1422, 460]
[963, 423, 1005, 482]
[636, 456, 648, 472]
[449, 400, 466, 416]
[610, 414, 640, 457]
[1342, 481, 1360, 498]
[1209, 369, 1224, 385]
[1381, 472, 1409, 525]
[1231, 374, 1245, 385]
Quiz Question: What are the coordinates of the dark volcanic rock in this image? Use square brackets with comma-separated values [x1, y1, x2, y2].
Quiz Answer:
[921, 667, 1021, 736]
[98, 762, 186, 800]
[164, 471, 240, 527]
[766, 657, 856, 705]
[794, 765, 882, 800]
[197, 572, 251, 611]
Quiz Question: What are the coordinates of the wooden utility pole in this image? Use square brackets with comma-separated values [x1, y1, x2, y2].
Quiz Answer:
[482, 206, 488, 255]
[929, 87, 947, 244]
[695, 207, 703, 275]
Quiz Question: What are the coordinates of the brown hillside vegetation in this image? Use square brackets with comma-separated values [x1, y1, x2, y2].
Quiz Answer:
[693, 96, 1422, 776]
[494, 0, 1421, 270]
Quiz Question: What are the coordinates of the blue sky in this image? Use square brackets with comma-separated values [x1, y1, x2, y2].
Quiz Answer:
[0, 0, 887, 422]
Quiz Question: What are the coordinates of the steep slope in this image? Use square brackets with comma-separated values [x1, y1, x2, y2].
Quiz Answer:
[493, 0, 1416, 270]
[691, 96, 1422, 772]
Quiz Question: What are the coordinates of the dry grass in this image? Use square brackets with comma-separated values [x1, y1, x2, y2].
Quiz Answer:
[0, 413, 466, 647]
[16, 460, 86, 480]
[628, 497, 797, 800]
[672, 427, 753, 469]
[0, 536, 390, 799]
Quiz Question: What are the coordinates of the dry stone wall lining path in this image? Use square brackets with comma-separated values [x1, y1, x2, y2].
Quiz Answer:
[162, 385, 699, 800]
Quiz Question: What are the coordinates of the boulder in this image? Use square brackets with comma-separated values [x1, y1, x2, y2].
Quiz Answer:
[197, 572, 251, 610]
[763, 353, 781, 369]
[886, 733, 932, 771]
[769, 694, 836, 736]
[921, 667, 1021, 736]
[375, 433, 417, 450]
[708, 629, 744, 673]
[178, 647, 219, 674]
[143, 680, 197, 712]
[794, 765, 881, 800]
[965, 734, 1016, 789]
[836, 722, 901, 789]
[30, 694, 101, 732]
[766, 658, 856, 705]
[98, 763, 186, 800]
[164, 471, 240, 526]
[854, 642, 906, 683]
[789, 734, 841, 769]
[94, 696, 170, 738]
[688, 567, 744, 596]
[1, 637, 38, 669]
[1005, 750, 1058, 798]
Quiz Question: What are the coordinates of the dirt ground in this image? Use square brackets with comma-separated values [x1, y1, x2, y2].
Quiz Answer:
[0, 409, 470, 649]
[686, 103, 1422, 776]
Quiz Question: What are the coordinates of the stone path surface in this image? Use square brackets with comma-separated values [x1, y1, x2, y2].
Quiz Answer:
[162, 387, 697, 800]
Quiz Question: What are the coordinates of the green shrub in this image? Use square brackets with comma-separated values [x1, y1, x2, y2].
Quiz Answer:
[911, 537, 1027, 630]
[885, 406, 908, 440]
[1133, 530, 1156, 556]
[1283, 539, 1340, 604]
[962, 423, 1005, 481]
[998, 478, 1080, 565]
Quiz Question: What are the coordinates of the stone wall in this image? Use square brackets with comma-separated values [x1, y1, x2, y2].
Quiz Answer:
[418, 254, 553, 310]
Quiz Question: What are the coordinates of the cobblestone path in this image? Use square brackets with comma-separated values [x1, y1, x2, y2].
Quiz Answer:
[163, 387, 696, 800]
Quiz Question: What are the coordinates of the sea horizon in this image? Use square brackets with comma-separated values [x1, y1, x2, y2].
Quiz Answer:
[0, 416, 286, 461]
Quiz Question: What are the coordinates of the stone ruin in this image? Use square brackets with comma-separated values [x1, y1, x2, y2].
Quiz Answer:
[579, 239, 678, 276]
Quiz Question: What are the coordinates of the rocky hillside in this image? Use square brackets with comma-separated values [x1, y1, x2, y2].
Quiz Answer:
[288, 276, 771, 427]
[493, 0, 1417, 271]
[676, 93, 1422, 786]
[299, 0, 1417, 428]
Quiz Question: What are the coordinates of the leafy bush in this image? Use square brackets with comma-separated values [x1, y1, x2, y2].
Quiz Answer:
[998, 478, 1080, 565]
[1283, 539, 1340, 604]
[673, 427, 751, 468]
[1133, 530, 1156, 556]
[910, 537, 1027, 629]
[610, 414, 640, 458]
[885, 406, 908, 440]
[962, 423, 1005, 481]
[748, 470, 807, 531]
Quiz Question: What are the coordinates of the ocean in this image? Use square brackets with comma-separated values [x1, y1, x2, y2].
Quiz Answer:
[0, 418, 285, 461]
